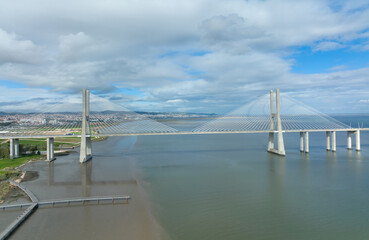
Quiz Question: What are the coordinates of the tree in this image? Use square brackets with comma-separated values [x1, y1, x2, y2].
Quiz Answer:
[0, 145, 10, 158]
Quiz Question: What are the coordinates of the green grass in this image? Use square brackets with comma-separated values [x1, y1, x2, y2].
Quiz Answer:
[0, 154, 44, 170]
[0, 181, 11, 199]
[0, 170, 21, 181]
[20, 139, 46, 145]
[56, 137, 80, 141]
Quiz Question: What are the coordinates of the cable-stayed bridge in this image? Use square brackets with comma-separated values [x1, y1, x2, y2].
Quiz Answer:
[0, 89, 367, 162]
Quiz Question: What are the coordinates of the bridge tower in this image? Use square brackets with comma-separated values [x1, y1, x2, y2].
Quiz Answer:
[79, 88, 92, 163]
[267, 89, 286, 156]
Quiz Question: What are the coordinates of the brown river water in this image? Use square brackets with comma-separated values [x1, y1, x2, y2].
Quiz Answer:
[1, 119, 369, 240]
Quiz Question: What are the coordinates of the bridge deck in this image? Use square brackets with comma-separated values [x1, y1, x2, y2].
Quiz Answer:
[1, 128, 368, 139]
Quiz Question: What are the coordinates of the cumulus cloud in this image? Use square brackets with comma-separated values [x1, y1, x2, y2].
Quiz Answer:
[150, 79, 209, 98]
[0, 0, 369, 113]
[0, 28, 43, 64]
[200, 14, 267, 53]
[58, 32, 102, 62]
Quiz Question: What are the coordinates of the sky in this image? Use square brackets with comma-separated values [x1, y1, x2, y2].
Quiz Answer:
[1, 0, 369, 114]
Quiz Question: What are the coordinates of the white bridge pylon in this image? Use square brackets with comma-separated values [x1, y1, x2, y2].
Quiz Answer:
[267, 89, 285, 156]
[79, 89, 92, 163]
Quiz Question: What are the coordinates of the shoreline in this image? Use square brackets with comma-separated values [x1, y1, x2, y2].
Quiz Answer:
[0, 136, 108, 203]
[0, 136, 168, 240]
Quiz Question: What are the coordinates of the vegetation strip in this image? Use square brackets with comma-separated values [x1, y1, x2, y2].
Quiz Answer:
[8, 180, 38, 202]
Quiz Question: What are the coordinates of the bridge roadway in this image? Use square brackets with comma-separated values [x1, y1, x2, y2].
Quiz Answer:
[1, 128, 369, 139]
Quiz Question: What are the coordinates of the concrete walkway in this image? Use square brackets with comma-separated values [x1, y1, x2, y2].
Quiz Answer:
[0, 180, 130, 240]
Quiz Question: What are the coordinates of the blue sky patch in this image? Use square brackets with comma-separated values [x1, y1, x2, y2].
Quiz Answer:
[160, 50, 211, 58]
[0, 79, 27, 88]
[290, 46, 369, 74]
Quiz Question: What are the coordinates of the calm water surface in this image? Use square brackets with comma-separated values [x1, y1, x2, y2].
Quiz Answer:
[1, 119, 369, 240]
[134, 128, 369, 240]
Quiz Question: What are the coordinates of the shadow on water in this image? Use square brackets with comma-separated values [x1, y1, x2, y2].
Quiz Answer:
[80, 161, 92, 197]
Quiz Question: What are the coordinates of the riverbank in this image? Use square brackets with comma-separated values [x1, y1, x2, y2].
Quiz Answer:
[0, 155, 44, 204]
[0, 136, 166, 240]
[0, 136, 106, 203]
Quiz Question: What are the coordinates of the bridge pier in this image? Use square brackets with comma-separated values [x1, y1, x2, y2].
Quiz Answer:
[9, 138, 19, 159]
[46, 137, 55, 161]
[347, 131, 352, 150]
[300, 131, 310, 153]
[9, 138, 14, 159]
[356, 130, 361, 151]
[80, 88, 92, 163]
[14, 139, 19, 158]
[304, 132, 309, 153]
[331, 131, 336, 152]
[326, 131, 330, 151]
[300, 132, 304, 152]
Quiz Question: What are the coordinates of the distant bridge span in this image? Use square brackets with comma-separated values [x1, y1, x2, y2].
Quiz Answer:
[1, 89, 366, 162]
[1, 128, 369, 139]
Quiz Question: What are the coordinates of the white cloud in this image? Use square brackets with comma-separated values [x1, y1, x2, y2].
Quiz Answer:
[58, 32, 102, 62]
[0, 28, 43, 64]
[0, 0, 369, 113]
[166, 99, 189, 104]
[150, 79, 209, 98]
[313, 41, 346, 51]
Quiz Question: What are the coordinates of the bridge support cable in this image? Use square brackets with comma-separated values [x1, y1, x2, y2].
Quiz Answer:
[80, 89, 92, 163]
[267, 89, 286, 156]
[1, 88, 367, 158]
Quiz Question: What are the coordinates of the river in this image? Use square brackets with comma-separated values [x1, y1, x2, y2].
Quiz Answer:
[1, 118, 369, 240]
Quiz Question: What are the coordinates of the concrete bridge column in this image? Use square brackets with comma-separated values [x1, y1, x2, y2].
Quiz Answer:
[80, 88, 92, 163]
[14, 139, 19, 158]
[347, 131, 352, 150]
[267, 89, 285, 156]
[9, 138, 15, 159]
[300, 132, 304, 152]
[304, 132, 309, 153]
[275, 89, 285, 156]
[47, 137, 55, 161]
[331, 131, 336, 152]
[356, 130, 361, 151]
[326, 131, 330, 151]
[267, 91, 275, 151]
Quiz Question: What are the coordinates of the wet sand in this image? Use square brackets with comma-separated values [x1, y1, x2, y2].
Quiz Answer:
[0, 136, 166, 240]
